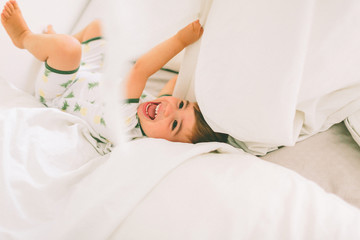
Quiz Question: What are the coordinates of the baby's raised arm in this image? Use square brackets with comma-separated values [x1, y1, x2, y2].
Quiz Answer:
[125, 20, 203, 99]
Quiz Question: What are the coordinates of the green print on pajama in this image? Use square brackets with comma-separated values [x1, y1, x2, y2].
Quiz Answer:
[65, 91, 74, 98]
[60, 80, 73, 88]
[100, 117, 106, 126]
[62, 100, 69, 111]
[88, 82, 99, 89]
[74, 103, 81, 112]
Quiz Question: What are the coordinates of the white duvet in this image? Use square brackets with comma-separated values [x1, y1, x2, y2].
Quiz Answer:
[1, 76, 360, 239]
[173, 0, 360, 155]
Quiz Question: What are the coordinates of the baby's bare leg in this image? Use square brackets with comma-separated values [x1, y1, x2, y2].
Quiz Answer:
[1, 0, 81, 71]
[72, 19, 103, 43]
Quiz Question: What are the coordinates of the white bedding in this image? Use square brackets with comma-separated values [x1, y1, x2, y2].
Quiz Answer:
[1, 78, 360, 239]
[173, 0, 360, 155]
[345, 109, 360, 147]
[111, 149, 360, 240]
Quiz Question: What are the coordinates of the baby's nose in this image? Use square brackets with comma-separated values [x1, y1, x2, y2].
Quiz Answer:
[163, 103, 175, 117]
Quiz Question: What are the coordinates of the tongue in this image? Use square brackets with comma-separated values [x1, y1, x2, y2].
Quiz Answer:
[148, 104, 157, 119]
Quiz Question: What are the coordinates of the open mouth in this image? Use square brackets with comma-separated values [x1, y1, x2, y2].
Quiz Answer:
[143, 102, 161, 120]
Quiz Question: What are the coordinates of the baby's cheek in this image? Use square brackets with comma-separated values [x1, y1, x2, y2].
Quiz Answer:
[153, 122, 170, 139]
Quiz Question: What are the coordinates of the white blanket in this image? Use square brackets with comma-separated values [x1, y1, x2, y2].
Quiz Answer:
[1, 76, 360, 239]
[175, 0, 360, 155]
[0, 80, 228, 238]
[111, 148, 360, 240]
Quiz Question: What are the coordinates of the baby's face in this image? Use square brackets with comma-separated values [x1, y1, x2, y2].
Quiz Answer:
[137, 96, 196, 143]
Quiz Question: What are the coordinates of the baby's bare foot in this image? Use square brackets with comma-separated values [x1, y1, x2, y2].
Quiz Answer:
[43, 24, 56, 34]
[1, 0, 31, 49]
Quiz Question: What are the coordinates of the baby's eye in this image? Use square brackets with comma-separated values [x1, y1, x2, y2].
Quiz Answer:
[172, 120, 178, 130]
[179, 101, 184, 109]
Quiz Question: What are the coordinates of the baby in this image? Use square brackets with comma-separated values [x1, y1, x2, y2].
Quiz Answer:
[1, 0, 227, 147]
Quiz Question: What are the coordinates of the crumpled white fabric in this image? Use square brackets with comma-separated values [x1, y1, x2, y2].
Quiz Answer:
[176, 0, 360, 155]
[345, 109, 360, 147]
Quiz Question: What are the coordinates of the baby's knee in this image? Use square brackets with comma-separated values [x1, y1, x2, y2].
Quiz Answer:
[91, 19, 102, 30]
[55, 35, 82, 65]
[59, 35, 82, 56]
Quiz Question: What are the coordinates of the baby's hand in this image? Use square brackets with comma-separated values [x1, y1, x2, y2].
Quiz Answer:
[176, 20, 204, 47]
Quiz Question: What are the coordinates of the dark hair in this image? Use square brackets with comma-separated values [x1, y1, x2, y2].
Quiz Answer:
[191, 103, 228, 143]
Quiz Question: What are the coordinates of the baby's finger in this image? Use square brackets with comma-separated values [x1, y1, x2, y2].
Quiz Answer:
[198, 26, 204, 36]
[193, 19, 201, 28]
[192, 20, 202, 33]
